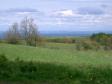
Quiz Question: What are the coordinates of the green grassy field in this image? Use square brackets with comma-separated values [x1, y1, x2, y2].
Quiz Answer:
[0, 43, 112, 66]
[0, 43, 112, 84]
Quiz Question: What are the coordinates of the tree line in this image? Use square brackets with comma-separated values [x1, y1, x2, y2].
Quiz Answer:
[5, 17, 41, 46]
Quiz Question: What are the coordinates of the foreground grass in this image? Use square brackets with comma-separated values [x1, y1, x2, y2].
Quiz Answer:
[0, 55, 112, 84]
[0, 43, 112, 84]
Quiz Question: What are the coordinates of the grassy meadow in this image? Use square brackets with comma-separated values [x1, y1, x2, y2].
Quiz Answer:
[0, 39, 112, 84]
[0, 34, 112, 84]
[0, 42, 112, 66]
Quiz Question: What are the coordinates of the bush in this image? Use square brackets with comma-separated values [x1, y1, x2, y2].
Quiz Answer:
[90, 33, 112, 50]
[0, 54, 8, 63]
[75, 40, 100, 51]
[91, 33, 112, 45]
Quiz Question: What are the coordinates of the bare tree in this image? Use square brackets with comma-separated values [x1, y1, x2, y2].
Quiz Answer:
[5, 22, 21, 44]
[20, 17, 40, 46]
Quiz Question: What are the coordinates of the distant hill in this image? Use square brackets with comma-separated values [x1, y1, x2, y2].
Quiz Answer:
[0, 31, 112, 38]
[0, 31, 5, 39]
[40, 31, 112, 37]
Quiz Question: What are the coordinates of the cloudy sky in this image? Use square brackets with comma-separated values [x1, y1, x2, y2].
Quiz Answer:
[0, 0, 112, 31]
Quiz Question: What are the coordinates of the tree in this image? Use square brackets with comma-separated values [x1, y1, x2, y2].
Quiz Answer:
[20, 17, 40, 46]
[5, 22, 21, 44]
[90, 33, 112, 50]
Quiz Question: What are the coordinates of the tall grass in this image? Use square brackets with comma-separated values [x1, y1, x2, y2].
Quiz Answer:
[0, 54, 112, 84]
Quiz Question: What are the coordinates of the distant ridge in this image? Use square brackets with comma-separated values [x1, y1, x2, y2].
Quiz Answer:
[40, 31, 112, 37]
[0, 31, 5, 39]
[0, 31, 112, 38]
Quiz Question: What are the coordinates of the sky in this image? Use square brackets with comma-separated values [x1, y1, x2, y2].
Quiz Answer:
[0, 0, 112, 32]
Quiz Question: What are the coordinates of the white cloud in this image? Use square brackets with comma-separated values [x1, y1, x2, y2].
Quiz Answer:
[53, 9, 76, 17]
[47, 7, 112, 26]
[17, 12, 30, 15]
[60, 10, 75, 16]
[0, 7, 112, 27]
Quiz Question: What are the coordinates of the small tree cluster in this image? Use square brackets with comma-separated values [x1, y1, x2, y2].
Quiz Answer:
[5, 17, 40, 46]
[5, 23, 20, 44]
[90, 33, 112, 50]
[76, 40, 100, 51]
[20, 17, 40, 46]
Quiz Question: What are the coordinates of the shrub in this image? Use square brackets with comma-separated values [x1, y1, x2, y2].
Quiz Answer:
[0, 54, 8, 64]
[76, 41, 93, 50]
[90, 33, 112, 46]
